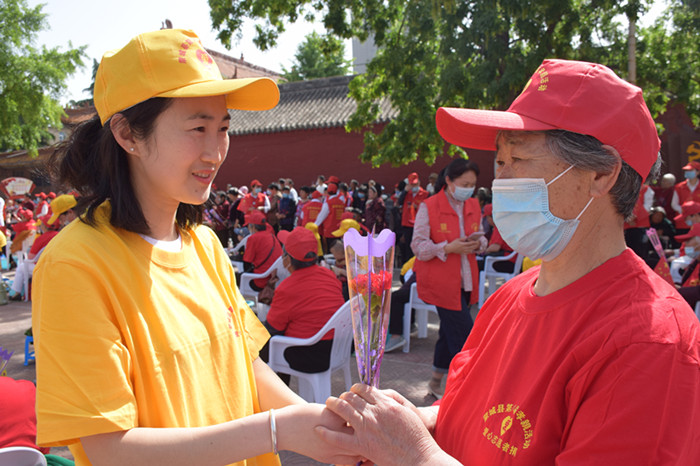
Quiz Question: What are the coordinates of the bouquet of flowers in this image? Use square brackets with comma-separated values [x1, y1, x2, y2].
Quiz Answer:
[343, 228, 395, 387]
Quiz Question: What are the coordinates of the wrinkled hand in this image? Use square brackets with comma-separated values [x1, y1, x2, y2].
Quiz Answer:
[318, 384, 449, 466]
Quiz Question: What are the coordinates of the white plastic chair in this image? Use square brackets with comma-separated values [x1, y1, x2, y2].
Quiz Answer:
[229, 235, 249, 273]
[0, 446, 47, 466]
[238, 256, 288, 306]
[402, 282, 438, 353]
[478, 252, 524, 308]
[267, 300, 354, 403]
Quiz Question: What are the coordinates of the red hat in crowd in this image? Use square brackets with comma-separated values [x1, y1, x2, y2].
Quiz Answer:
[19, 209, 33, 220]
[327, 176, 340, 185]
[407, 172, 419, 184]
[48, 192, 56, 199]
[341, 211, 355, 220]
[483, 203, 493, 217]
[676, 223, 700, 241]
[244, 210, 266, 226]
[682, 161, 700, 172]
[277, 227, 317, 262]
[250, 179, 263, 188]
[436, 59, 660, 179]
[311, 190, 322, 199]
[674, 201, 700, 223]
[38, 192, 47, 200]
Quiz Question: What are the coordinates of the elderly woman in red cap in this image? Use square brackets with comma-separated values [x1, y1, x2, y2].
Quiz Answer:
[318, 59, 700, 465]
[32, 29, 358, 466]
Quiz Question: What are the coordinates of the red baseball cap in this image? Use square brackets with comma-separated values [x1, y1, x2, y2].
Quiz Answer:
[408, 172, 419, 184]
[311, 190, 322, 199]
[250, 179, 262, 187]
[48, 192, 56, 199]
[674, 201, 700, 223]
[244, 210, 265, 226]
[436, 59, 660, 179]
[682, 161, 700, 171]
[676, 223, 700, 241]
[278, 227, 317, 262]
[38, 192, 47, 200]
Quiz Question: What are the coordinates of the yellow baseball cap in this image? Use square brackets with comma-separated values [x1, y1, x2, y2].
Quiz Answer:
[332, 219, 362, 237]
[94, 29, 280, 125]
[48, 194, 77, 225]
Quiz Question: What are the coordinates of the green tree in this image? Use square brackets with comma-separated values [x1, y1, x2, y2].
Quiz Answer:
[0, 0, 85, 154]
[282, 31, 350, 82]
[208, 0, 695, 166]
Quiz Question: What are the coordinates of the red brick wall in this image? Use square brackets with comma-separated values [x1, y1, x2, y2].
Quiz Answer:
[215, 126, 496, 192]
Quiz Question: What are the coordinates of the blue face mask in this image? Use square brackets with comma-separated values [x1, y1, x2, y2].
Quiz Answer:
[254, 187, 262, 194]
[411, 187, 420, 194]
[685, 170, 697, 180]
[492, 165, 594, 262]
[282, 193, 289, 199]
[357, 192, 365, 199]
[686, 246, 699, 259]
[686, 218, 694, 227]
[452, 186, 474, 202]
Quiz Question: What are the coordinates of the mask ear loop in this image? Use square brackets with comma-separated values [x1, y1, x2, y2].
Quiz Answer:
[575, 197, 595, 220]
[546, 164, 576, 186]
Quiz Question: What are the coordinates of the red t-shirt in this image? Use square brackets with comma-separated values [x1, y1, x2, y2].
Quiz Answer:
[243, 231, 282, 289]
[434, 249, 700, 464]
[266, 265, 344, 339]
[29, 231, 59, 256]
[0, 377, 49, 454]
[488, 227, 513, 256]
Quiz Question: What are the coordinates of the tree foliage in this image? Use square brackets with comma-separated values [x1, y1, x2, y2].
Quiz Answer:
[0, 0, 85, 154]
[209, 0, 699, 166]
[282, 31, 351, 82]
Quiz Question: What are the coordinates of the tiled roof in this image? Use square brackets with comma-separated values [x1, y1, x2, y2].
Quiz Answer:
[228, 75, 398, 135]
[208, 49, 282, 81]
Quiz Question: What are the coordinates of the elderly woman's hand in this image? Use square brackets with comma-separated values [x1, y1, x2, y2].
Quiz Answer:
[317, 384, 460, 466]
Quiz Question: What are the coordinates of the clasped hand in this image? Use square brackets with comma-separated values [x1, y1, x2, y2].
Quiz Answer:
[314, 384, 443, 466]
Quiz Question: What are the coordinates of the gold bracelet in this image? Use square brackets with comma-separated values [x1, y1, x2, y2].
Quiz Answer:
[269, 409, 278, 455]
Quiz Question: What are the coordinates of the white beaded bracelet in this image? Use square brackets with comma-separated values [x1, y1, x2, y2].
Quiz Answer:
[269, 409, 278, 455]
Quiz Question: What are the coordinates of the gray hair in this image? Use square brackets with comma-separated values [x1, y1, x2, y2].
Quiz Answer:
[544, 130, 661, 220]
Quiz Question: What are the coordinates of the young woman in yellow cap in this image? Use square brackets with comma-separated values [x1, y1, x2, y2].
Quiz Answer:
[32, 29, 356, 466]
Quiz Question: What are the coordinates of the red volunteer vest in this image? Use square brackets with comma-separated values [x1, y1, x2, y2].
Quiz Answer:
[237, 193, 267, 213]
[673, 181, 700, 228]
[624, 185, 650, 229]
[414, 190, 481, 310]
[401, 188, 429, 227]
[322, 195, 346, 238]
[302, 199, 323, 224]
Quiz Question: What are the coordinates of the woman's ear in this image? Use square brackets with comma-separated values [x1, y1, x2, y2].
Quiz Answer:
[590, 145, 622, 198]
[110, 114, 138, 155]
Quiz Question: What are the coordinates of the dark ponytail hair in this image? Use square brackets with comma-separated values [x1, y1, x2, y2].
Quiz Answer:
[434, 158, 480, 194]
[48, 97, 203, 234]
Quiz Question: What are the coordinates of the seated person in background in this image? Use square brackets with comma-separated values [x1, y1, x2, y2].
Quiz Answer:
[9, 196, 77, 301]
[10, 208, 37, 254]
[674, 223, 700, 259]
[478, 203, 516, 273]
[242, 211, 282, 291]
[259, 227, 345, 384]
[0, 376, 50, 454]
[649, 206, 678, 251]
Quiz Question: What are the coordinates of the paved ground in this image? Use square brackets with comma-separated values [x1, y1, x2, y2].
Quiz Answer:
[1, 278, 480, 465]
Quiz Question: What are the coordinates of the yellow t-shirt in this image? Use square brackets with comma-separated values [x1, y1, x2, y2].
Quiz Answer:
[32, 202, 277, 466]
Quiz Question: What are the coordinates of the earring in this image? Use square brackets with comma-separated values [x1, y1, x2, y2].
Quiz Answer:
[129, 148, 134, 152]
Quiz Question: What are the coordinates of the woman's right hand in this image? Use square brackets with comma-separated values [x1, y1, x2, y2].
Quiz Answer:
[445, 237, 480, 255]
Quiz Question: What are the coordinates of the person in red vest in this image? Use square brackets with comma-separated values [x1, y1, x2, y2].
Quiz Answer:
[237, 179, 270, 214]
[411, 159, 484, 399]
[314, 176, 346, 251]
[673, 200, 700, 230]
[399, 172, 429, 262]
[242, 210, 282, 290]
[479, 203, 516, 273]
[623, 182, 654, 265]
[671, 161, 700, 231]
[300, 189, 323, 226]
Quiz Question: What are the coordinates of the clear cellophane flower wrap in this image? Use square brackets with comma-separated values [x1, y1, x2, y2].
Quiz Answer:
[343, 228, 395, 387]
